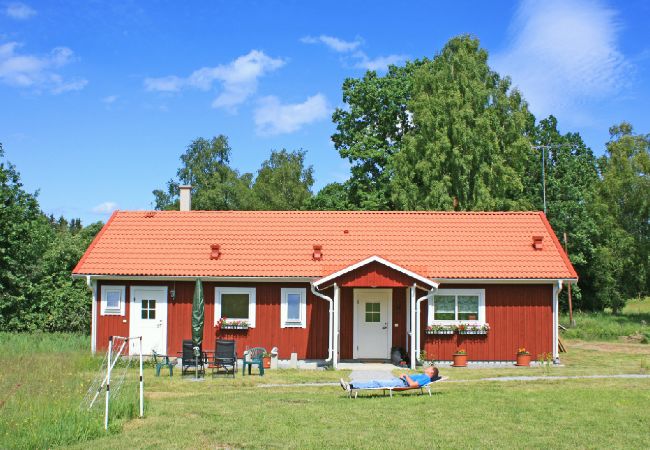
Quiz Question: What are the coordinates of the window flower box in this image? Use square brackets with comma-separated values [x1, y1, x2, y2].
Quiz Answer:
[455, 323, 490, 335]
[425, 325, 455, 335]
[216, 318, 249, 331]
[220, 324, 249, 330]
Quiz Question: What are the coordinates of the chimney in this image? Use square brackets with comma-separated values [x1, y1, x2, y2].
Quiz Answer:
[179, 185, 192, 211]
[312, 244, 323, 261]
[532, 235, 544, 250]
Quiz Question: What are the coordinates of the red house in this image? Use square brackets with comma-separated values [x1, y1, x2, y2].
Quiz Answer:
[73, 201, 577, 368]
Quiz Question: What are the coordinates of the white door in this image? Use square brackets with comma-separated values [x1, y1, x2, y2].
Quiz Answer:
[354, 289, 392, 359]
[130, 286, 167, 355]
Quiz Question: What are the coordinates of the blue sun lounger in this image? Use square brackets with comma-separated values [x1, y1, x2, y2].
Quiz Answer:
[348, 376, 448, 398]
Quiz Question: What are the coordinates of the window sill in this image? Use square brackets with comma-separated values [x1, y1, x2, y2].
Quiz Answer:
[282, 323, 305, 328]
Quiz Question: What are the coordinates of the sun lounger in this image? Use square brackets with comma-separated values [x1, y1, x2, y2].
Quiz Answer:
[348, 376, 448, 398]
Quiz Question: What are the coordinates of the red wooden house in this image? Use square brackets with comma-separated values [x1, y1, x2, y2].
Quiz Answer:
[73, 197, 577, 368]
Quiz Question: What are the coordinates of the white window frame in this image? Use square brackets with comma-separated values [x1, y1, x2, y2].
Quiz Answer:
[214, 287, 256, 328]
[280, 288, 307, 328]
[100, 285, 126, 316]
[427, 289, 485, 325]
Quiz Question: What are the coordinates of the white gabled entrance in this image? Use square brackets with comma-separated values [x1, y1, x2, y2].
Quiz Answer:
[353, 289, 392, 359]
[129, 286, 168, 355]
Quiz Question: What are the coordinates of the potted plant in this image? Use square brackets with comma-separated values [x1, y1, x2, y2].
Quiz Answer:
[262, 351, 272, 369]
[456, 323, 490, 335]
[516, 347, 531, 366]
[425, 324, 454, 335]
[452, 348, 467, 367]
[219, 318, 249, 330]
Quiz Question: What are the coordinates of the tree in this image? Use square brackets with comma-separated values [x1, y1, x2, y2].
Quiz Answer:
[153, 135, 255, 211]
[251, 149, 314, 210]
[391, 35, 536, 211]
[331, 61, 426, 209]
[308, 182, 355, 210]
[595, 123, 650, 310]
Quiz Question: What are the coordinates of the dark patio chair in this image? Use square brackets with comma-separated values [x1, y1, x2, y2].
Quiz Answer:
[208, 339, 237, 378]
[181, 339, 206, 376]
[242, 347, 265, 376]
[152, 350, 175, 377]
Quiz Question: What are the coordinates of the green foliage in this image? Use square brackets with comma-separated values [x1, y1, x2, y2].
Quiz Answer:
[391, 35, 535, 211]
[251, 149, 314, 210]
[560, 309, 650, 342]
[153, 135, 256, 210]
[0, 145, 99, 332]
[331, 60, 425, 209]
[307, 182, 355, 210]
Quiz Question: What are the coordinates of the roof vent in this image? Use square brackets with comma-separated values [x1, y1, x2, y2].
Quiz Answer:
[144, 211, 156, 218]
[532, 236, 544, 250]
[312, 244, 323, 261]
[210, 244, 221, 260]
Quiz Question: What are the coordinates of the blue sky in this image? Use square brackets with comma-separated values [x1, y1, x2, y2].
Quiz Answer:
[1, 0, 648, 224]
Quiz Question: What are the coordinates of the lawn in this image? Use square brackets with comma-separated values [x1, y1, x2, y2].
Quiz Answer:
[2, 333, 650, 449]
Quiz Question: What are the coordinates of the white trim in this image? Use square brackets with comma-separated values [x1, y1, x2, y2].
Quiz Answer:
[433, 278, 577, 284]
[427, 289, 486, 325]
[281, 288, 307, 328]
[410, 285, 416, 370]
[553, 280, 562, 360]
[214, 287, 256, 328]
[91, 279, 97, 354]
[74, 274, 313, 283]
[353, 288, 392, 360]
[100, 285, 126, 316]
[313, 256, 438, 288]
[333, 284, 340, 368]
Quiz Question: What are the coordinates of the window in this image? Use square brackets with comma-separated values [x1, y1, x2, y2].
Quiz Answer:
[428, 289, 485, 324]
[281, 288, 307, 328]
[215, 287, 256, 327]
[365, 302, 381, 323]
[100, 285, 125, 316]
[141, 299, 156, 319]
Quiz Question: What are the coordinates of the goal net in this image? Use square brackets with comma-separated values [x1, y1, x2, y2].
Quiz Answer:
[80, 336, 144, 429]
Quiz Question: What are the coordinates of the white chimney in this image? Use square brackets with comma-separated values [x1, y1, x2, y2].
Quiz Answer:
[179, 185, 192, 211]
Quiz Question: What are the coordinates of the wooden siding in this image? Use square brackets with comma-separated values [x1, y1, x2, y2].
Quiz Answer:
[96, 281, 130, 351]
[392, 288, 408, 350]
[333, 261, 424, 287]
[96, 281, 330, 359]
[421, 284, 553, 361]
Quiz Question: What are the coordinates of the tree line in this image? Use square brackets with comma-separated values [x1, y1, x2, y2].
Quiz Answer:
[1, 35, 647, 333]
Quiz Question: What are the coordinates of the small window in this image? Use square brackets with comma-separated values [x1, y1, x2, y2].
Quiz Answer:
[141, 299, 156, 320]
[215, 287, 256, 327]
[428, 289, 485, 324]
[365, 302, 380, 323]
[100, 285, 125, 316]
[281, 288, 307, 328]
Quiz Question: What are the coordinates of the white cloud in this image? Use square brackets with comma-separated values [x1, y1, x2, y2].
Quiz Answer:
[5, 2, 36, 20]
[92, 201, 118, 214]
[301, 35, 362, 53]
[254, 93, 330, 135]
[0, 42, 87, 93]
[353, 52, 408, 71]
[492, 0, 629, 118]
[144, 50, 285, 111]
[102, 95, 118, 104]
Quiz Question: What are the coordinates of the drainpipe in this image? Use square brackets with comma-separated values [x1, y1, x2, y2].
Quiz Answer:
[333, 283, 340, 369]
[87, 276, 97, 354]
[415, 287, 436, 365]
[553, 280, 563, 362]
[410, 285, 416, 369]
[310, 283, 334, 364]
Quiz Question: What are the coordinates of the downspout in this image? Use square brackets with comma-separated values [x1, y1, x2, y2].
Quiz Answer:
[310, 283, 333, 363]
[87, 275, 97, 354]
[415, 286, 436, 365]
[553, 280, 563, 362]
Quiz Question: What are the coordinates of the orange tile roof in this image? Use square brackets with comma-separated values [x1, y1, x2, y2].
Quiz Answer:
[72, 211, 578, 280]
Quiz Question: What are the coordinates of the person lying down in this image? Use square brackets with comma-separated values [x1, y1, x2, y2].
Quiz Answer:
[340, 366, 440, 391]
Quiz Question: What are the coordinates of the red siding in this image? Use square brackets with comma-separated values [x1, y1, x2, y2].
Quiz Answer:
[421, 284, 553, 361]
[95, 281, 130, 351]
[96, 281, 330, 359]
[339, 288, 354, 359]
[334, 261, 423, 287]
[392, 288, 407, 350]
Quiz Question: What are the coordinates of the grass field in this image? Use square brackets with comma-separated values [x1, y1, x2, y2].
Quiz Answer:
[2, 332, 650, 449]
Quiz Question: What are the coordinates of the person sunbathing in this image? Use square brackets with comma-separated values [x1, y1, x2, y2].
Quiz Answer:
[340, 366, 439, 391]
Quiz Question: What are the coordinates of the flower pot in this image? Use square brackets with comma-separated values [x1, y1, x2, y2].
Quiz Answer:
[452, 353, 467, 367]
[516, 353, 531, 367]
[263, 356, 271, 369]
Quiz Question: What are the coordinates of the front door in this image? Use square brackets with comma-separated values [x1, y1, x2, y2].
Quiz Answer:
[129, 286, 168, 355]
[354, 289, 392, 359]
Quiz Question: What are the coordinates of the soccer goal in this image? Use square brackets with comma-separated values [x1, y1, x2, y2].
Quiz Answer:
[80, 336, 144, 430]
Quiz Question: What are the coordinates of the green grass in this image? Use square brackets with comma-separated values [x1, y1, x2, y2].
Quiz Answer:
[2, 333, 650, 449]
[560, 297, 650, 342]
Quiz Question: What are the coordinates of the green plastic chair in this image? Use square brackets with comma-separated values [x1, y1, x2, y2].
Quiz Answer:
[152, 351, 175, 377]
[242, 347, 265, 376]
